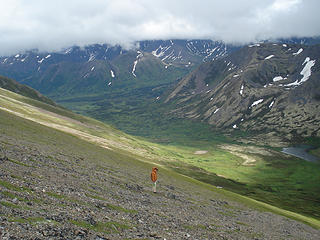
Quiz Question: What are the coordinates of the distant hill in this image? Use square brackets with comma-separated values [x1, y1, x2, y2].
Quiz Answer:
[165, 43, 320, 141]
[0, 40, 233, 98]
[0, 75, 56, 106]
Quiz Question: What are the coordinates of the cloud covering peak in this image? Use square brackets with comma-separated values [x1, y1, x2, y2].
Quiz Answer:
[0, 0, 319, 55]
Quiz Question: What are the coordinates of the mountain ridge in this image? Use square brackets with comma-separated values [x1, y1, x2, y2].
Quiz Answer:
[164, 43, 320, 141]
[0, 40, 231, 89]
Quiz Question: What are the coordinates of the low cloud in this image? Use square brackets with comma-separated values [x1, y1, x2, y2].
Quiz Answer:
[0, 0, 319, 55]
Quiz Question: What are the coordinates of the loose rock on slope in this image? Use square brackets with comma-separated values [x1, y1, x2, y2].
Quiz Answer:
[0, 115, 319, 239]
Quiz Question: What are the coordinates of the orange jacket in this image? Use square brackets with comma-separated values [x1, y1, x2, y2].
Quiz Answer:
[151, 167, 158, 182]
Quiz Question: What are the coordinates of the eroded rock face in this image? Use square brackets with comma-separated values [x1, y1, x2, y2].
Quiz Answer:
[165, 43, 320, 140]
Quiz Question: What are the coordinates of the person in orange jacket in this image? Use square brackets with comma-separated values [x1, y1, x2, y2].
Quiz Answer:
[151, 167, 158, 193]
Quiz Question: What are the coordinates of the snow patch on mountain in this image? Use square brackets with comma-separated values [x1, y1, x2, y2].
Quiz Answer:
[186, 41, 197, 52]
[131, 51, 143, 77]
[298, 58, 316, 83]
[110, 70, 115, 78]
[162, 50, 175, 62]
[136, 51, 143, 59]
[83, 73, 89, 78]
[240, 85, 244, 95]
[273, 76, 284, 82]
[293, 48, 303, 56]
[88, 54, 95, 62]
[269, 100, 275, 108]
[265, 55, 274, 60]
[132, 60, 138, 77]
[64, 48, 73, 54]
[285, 58, 315, 87]
[302, 57, 310, 65]
[152, 45, 171, 58]
[248, 43, 260, 47]
[250, 99, 264, 108]
[203, 46, 218, 61]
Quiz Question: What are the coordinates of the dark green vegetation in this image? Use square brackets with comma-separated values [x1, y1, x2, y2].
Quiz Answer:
[0, 75, 56, 106]
[305, 137, 320, 158]
[59, 88, 222, 143]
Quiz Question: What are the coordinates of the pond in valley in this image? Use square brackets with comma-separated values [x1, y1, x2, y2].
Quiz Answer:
[282, 145, 319, 163]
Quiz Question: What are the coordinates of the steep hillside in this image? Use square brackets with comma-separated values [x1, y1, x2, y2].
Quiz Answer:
[0, 75, 56, 106]
[165, 43, 320, 142]
[1, 87, 320, 239]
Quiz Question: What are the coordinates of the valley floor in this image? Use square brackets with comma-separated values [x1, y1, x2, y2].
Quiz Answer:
[1, 111, 320, 239]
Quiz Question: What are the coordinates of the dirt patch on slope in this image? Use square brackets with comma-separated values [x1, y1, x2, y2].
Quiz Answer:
[219, 144, 274, 166]
[194, 150, 208, 155]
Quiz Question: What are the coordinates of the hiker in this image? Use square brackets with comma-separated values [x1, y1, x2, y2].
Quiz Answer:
[151, 167, 158, 193]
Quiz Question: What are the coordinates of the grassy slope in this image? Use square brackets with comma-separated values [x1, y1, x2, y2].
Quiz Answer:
[1, 86, 320, 228]
[0, 75, 56, 106]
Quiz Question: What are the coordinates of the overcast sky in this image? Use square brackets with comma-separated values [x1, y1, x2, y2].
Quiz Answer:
[0, 0, 319, 55]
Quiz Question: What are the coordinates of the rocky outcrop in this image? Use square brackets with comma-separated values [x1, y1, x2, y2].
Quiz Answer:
[165, 43, 320, 140]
